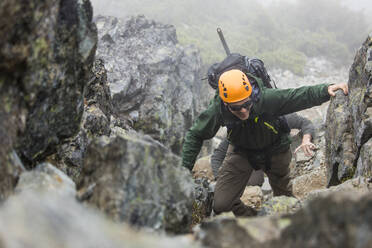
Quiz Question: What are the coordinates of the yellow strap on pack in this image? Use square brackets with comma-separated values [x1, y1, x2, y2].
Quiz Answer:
[264, 122, 278, 134]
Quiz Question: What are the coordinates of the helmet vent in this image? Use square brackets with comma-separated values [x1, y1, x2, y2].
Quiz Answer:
[224, 88, 227, 91]
[245, 86, 250, 91]
[224, 93, 228, 98]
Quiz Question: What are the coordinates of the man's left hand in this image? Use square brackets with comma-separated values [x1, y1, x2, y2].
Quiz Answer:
[328, 83, 348, 97]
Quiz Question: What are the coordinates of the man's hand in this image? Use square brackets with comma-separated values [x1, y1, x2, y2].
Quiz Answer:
[328, 83, 348, 97]
[294, 134, 316, 157]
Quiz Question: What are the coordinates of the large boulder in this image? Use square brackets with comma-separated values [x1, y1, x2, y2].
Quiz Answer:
[15, 162, 76, 197]
[267, 190, 372, 248]
[0, 191, 198, 248]
[78, 130, 196, 233]
[94, 15, 211, 154]
[0, 0, 97, 200]
[195, 187, 372, 248]
[325, 33, 372, 185]
[304, 177, 372, 203]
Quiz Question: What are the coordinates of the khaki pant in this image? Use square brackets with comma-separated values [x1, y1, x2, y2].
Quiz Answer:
[213, 144, 292, 216]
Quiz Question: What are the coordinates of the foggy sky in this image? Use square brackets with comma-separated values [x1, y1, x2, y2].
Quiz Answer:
[90, 0, 372, 20]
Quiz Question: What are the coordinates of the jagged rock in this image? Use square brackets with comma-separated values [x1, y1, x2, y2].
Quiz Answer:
[47, 59, 113, 183]
[0, 0, 97, 200]
[266, 191, 372, 248]
[15, 0, 97, 165]
[79, 130, 195, 233]
[195, 218, 260, 248]
[325, 33, 372, 185]
[0, 151, 25, 201]
[292, 166, 327, 200]
[304, 177, 372, 203]
[84, 58, 113, 120]
[15, 163, 76, 197]
[259, 196, 301, 216]
[83, 105, 111, 137]
[237, 216, 291, 244]
[355, 138, 372, 178]
[192, 178, 214, 226]
[196, 189, 372, 248]
[0, 191, 199, 248]
[195, 214, 293, 247]
[94, 15, 211, 154]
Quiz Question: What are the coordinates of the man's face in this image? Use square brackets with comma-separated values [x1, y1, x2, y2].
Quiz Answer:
[225, 97, 253, 120]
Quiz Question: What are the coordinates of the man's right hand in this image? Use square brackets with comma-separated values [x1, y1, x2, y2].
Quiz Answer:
[294, 134, 316, 157]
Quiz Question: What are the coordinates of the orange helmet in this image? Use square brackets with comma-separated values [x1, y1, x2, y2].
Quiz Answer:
[218, 69, 252, 103]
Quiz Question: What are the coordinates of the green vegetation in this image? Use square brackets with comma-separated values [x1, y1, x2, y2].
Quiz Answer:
[93, 0, 370, 74]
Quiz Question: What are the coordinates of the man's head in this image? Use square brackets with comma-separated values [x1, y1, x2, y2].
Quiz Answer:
[218, 69, 253, 120]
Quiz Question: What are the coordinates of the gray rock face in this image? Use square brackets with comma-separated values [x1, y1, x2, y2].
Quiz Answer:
[269, 191, 372, 248]
[196, 188, 372, 248]
[15, 163, 76, 197]
[0, 0, 97, 200]
[85, 59, 113, 121]
[0, 151, 25, 201]
[304, 177, 372, 203]
[95, 15, 210, 154]
[79, 131, 196, 233]
[192, 178, 214, 226]
[325, 33, 372, 185]
[355, 138, 372, 177]
[0, 191, 199, 248]
[259, 196, 301, 216]
[196, 218, 260, 248]
[15, 0, 98, 165]
[47, 59, 113, 183]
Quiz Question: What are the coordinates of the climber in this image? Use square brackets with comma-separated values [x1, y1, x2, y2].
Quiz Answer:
[210, 112, 316, 185]
[181, 69, 348, 217]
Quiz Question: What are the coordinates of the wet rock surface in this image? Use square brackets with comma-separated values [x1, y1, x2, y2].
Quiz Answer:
[0, 0, 97, 200]
[79, 131, 195, 233]
[94, 15, 211, 155]
[326, 34, 372, 185]
[267, 190, 372, 248]
[1, 2, 372, 247]
[0, 191, 199, 248]
[15, 162, 76, 197]
[47, 59, 113, 183]
[195, 186, 372, 248]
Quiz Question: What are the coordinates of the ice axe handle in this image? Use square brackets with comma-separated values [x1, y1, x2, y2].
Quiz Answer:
[217, 28, 231, 56]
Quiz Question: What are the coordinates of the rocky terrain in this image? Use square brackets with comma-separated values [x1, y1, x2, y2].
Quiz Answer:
[0, 0, 371, 247]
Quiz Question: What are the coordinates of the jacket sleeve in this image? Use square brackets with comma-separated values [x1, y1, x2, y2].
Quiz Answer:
[210, 138, 229, 177]
[181, 96, 222, 171]
[259, 84, 330, 116]
[285, 113, 315, 139]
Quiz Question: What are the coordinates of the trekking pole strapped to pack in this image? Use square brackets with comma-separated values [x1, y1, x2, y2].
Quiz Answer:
[217, 28, 231, 56]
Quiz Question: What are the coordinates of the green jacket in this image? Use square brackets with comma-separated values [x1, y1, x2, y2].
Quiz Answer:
[181, 79, 330, 171]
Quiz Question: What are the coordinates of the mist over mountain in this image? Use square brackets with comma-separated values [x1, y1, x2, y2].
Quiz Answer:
[91, 0, 371, 74]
